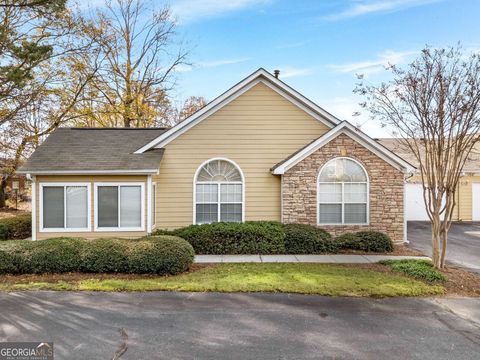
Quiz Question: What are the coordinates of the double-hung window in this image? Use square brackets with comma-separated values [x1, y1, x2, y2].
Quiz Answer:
[194, 159, 244, 224]
[95, 183, 144, 231]
[318, 158, 369, 225]
[40, 183, 91, 232]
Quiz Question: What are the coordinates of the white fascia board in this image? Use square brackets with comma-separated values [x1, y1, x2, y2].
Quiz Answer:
[18, 169, 159, 175]
[134, 68, 341, 153]
[273, 122, 415, 174]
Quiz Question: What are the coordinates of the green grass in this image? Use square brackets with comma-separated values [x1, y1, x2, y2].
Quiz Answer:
[0, 263, 444, 297]
[380, 259, 447, 283]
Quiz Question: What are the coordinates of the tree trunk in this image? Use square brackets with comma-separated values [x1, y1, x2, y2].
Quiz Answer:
[440, 223, 448, 268]
[0, 177, 7, 208]
[431, 214, 442, 268]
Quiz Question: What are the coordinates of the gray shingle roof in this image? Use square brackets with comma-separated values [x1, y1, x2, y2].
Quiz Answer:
[18, 128, 167, 173]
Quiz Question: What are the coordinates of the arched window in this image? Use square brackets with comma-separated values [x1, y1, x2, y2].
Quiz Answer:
[194, 158, 244, 224]
[317, 157, 368, 224]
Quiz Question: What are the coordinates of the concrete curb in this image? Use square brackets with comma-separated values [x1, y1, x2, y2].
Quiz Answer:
[194, 255, 431, 264]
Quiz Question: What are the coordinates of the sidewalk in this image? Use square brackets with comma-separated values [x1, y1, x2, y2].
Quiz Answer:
[195, 254, 431, 263]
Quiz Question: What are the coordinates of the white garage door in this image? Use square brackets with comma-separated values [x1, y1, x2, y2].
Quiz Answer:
[405, 184, 430, 221]
[472, 183, 480, 220]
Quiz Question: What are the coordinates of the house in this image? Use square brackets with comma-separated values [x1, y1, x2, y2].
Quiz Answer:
[379, 138, 480, 221]
[18, 68, 414, 242]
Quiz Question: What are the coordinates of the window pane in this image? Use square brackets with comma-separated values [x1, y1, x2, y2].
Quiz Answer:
[220, 184, 242, 202]
[98, 186, 118, 227]
[196, 204, 218, 224]
[318, 204, 342, 224]
[120, 186, 142, 228]
[345, 204, 367, 223]
[66, 186, 88, 228]
[220, 204, 242, 222]
[196, 184, 218, 203]
[318, 183, 342, 202]
[318, 161, 336, 182]
[197, 160, 242, 182]
[43, 187, 64, 228]
[344, 183, 367, 203]
[318, 158, 367, 182]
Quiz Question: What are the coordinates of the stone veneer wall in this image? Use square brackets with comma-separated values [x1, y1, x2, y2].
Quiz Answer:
[282, 133, 405, 243]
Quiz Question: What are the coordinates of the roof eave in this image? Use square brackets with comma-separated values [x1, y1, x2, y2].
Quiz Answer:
[272, 122, 416, 175]
[17, 169, 160, 175]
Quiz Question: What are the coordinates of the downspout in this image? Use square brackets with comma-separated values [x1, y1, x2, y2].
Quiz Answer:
[27, 174, 36, 241]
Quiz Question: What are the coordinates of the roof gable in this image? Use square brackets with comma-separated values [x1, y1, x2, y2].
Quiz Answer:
[134, 68, 341, 153]
[272, 121, 416, 174]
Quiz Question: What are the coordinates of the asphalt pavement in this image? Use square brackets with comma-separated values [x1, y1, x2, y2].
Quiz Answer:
[0, 291, 478, 359]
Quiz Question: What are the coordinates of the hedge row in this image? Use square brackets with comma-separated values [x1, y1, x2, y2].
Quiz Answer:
[0, 214, 31, 240]
[0, 236, 194, 275]
[156, 221, 286, 255]
[154, 222, 394, 255]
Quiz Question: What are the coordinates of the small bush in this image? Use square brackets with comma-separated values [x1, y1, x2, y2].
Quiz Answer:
[0, 236, 194, 275]
[336, 231, 393, 252]
[380, 259, 446, 283]
[155, 221, 285, 255]
[283, 224, 337, 254]
[0, 214, 31, 240]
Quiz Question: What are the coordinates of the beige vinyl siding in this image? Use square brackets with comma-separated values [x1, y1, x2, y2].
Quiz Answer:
[154, 82, 330, 229]
[35, 175, 148, 239]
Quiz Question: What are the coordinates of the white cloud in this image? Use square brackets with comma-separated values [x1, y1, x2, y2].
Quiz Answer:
[324, 0, 444, 21]
[176, 58, 250, 72]
[171, 0, 271, 24]
[277, 67, 313, 79]
[328, 50, 417, 75]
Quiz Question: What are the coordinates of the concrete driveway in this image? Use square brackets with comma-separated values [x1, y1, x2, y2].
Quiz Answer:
[0, 291, 479, 360]
[407, 221, 480, 273]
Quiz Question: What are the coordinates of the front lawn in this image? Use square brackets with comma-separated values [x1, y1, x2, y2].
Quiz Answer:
[0, 263, 444, 297]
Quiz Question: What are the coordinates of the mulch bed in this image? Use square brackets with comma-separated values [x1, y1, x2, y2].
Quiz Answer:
[0, 264, 212, 285]
[0, 208, 30, 220]
[340, 263, 480, 297]
[440, 266, 480, 297]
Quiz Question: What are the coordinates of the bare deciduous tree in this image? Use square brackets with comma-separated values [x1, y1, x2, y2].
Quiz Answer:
[86, 0, 189, 127]
[355, 46, 480, 268]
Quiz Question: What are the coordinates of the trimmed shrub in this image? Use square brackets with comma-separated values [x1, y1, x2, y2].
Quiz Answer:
[79, 238, 130, 273]
[336, 231, 393, 252]
[380, 259, 446, 283]
[0, 214, 31, 240]
[155, 221, 285, 254]
[0, 235, 194, 275]
[283, 223, 337, 254]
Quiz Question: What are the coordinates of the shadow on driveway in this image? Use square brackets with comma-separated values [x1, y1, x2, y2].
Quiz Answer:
[407, 221, 480, 273]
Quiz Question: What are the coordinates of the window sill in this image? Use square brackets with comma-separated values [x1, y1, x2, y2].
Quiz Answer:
[40, 228, 91, 233]
[94, 227, 145, 232]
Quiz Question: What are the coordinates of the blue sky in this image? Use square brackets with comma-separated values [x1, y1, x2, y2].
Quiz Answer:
[167, 0, 480, 137]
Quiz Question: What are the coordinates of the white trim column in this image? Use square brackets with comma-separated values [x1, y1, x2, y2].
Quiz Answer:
[403, 180, 408, 244]
[147, 175, 152, 233]
[31, 175, 36, 241]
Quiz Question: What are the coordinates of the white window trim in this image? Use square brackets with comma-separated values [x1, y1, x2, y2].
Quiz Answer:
[94, 182, 145, 232]
[193, 157, 245, 224]
[152, 182, 157, 228]
[316, 157, 370, 226]
[39, 182, 92, 233]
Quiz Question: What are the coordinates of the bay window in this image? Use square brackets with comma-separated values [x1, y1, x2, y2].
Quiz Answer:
[95, 183, 144, 231]
[317, 158, 369, 225]
[40, 183, 90, 231]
